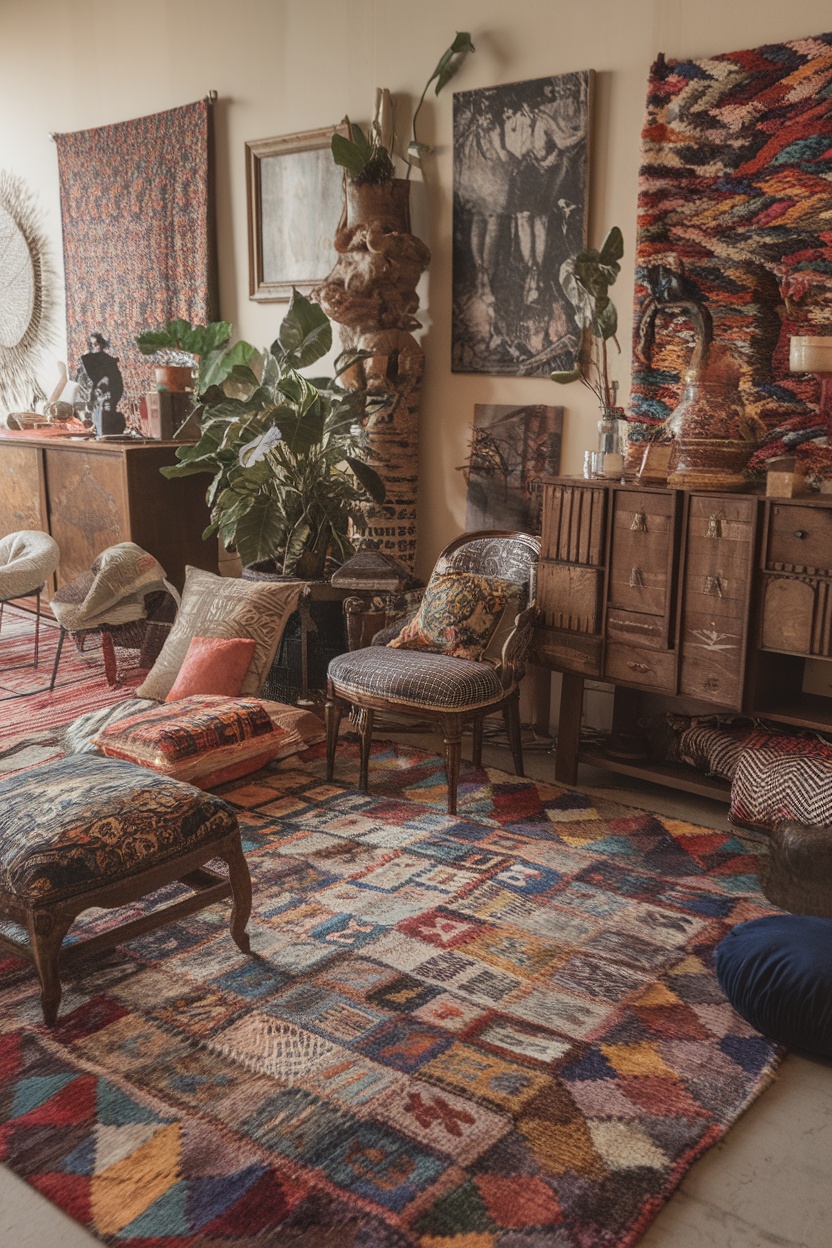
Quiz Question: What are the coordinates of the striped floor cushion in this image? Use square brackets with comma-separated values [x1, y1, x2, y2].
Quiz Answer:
[730, 732, 832, 831]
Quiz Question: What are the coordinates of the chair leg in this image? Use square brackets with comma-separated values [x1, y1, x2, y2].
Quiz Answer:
[49, 628, 66, 691]
[33, 588, 41, 668]
[26, 909, 72, 1027]
[443, 714, 464, 815]
[219, 836, 253, 955]
[503, 691, 525, 777]
[325, 698, 343, 782]
[358, 708, 374, 792]
[472, 715, 484, 768]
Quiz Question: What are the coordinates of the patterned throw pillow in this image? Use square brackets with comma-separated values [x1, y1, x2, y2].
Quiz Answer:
[92, 694, 325, 788]
[387, 572, 523, 662]
[136, 567, 302, 702]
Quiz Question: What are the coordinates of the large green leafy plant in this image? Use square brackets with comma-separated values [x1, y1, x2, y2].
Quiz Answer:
[157, 292, 385, 577]
[551, 226, 624, 411]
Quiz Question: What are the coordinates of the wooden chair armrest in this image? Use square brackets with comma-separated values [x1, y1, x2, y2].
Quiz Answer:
[498, 605, 538, 688]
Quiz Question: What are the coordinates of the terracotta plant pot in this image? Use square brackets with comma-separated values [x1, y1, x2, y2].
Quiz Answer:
[154, 364, 194, 393]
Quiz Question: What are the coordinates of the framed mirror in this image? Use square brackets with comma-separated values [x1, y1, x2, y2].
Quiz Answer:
[245, 122, 349, 302]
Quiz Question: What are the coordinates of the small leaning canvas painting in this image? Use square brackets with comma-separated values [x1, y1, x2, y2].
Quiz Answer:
[460, 403, 563, 531]
[452, 71, 592, 377]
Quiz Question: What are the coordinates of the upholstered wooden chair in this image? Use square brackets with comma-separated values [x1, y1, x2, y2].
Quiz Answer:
[326, 530, 540, 814]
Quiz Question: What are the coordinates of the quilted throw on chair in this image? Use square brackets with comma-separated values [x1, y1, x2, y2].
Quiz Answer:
[50, 543, 175, 632]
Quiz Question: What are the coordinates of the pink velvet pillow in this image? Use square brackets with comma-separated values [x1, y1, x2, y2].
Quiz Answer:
[165, 635, 256, 702]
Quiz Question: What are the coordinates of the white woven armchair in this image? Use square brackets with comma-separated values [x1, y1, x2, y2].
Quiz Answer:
[0, 530, 60, 687]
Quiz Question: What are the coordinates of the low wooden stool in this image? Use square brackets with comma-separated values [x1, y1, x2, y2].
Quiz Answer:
[762, 821, 832, 918]
[0, 755, 252, 1025]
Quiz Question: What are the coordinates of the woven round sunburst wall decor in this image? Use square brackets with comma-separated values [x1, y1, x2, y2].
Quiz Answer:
[0, 170, 54, 416]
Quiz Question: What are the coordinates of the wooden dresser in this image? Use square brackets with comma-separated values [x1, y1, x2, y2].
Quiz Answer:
[0, 433, 217, 594]
[533, 477, 832, 798]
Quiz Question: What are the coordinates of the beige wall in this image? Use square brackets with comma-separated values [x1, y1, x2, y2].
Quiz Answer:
[2, 0, 830, 578]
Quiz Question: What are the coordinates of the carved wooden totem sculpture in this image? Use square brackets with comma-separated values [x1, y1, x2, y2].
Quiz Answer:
[314, 179, 430, 572]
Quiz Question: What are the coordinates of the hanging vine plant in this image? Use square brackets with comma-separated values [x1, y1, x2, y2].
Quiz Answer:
[0, 170, 55, 415]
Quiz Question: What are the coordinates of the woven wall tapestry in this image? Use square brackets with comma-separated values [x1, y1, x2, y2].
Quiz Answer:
[55, 98, 217, 420]
[630, 33, 832, 478]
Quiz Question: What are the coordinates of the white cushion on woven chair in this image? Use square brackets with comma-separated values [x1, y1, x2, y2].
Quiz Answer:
[0, 531, 60, 602]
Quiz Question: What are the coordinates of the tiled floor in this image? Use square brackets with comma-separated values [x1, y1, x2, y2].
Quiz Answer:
[2, 739, 830, 1247]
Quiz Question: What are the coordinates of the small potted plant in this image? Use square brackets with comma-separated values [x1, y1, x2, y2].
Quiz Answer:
[330, 32, 475, 229]
[136, 319, 259, 401]
[159, 291, 386, 579]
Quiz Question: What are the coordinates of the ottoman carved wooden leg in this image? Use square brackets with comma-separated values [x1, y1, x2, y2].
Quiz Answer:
[0, 755, 254, 1026]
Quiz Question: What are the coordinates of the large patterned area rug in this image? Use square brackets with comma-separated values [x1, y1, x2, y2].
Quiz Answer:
[0, 735, 779, 1248]
[0, 609, 138, 774]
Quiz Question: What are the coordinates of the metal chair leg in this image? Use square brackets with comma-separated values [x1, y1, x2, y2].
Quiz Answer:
[50, 627, 66, 691]
[33, 588, 41, 668]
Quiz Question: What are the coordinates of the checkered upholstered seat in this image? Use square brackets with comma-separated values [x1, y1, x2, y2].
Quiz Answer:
[328, 647, 504, 710]
[326, 530, 540, 814]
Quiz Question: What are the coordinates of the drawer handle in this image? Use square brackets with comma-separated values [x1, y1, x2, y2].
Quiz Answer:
[629, 566, 645, 588]
[794, 529, 808, 539]
[706, 514, 723, 539]
[703, 575, 723, 597]
[630, 511, 647, 532]
[627, 660, 650, 673]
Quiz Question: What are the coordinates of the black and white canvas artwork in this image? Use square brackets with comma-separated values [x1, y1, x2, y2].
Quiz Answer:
[460, 404, 563, 531]
[452, 72, 591, 376]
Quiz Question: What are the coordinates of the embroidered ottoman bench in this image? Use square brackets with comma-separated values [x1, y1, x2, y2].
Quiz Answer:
[0, 755, 252, 1025]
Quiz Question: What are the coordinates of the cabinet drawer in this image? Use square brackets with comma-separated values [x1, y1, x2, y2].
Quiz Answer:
[679, 611, 745, 707]
[684, 496, 756, 618]
[540, 482, 606, 564]
[609, 490, 675, 616]
[760, 575, 832, 656]
[767, 505, 832, 576]
[604, 642, 676, 691]
[536, 562, 602, 633]
[606, 608, 667, 651]
[531, 626, 603, 676]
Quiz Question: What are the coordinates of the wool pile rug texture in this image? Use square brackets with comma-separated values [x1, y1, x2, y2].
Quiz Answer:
[630, 32, 832, 477]
[0, 735, 780, 1248]
[0, 609, 138, 774]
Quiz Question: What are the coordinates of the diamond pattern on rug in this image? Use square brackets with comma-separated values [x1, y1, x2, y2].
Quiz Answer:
[0, 737, 781, 1248]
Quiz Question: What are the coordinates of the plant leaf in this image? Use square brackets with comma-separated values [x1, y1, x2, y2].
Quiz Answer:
[231, 493, 285, 566]
[599, 226, 624, 266]
[199, 339, 258, 392]
[407, 141, 433, 162]
[331, 133, 369, 176]
[345, 456, 386, 503]
[278, 290, 333, 369]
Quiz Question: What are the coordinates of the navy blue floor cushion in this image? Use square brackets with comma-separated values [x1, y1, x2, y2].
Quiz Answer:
[715, 915, 832, 1058]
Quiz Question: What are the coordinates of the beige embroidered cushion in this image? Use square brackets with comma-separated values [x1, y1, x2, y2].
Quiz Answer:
[136, 567, 302, 702]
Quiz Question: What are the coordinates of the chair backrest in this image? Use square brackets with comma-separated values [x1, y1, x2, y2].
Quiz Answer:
[433, 530, 540, 603]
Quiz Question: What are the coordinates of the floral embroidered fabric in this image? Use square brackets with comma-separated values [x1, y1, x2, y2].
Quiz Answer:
[0, 756, 236, 905]
[387, 572, 522, 661]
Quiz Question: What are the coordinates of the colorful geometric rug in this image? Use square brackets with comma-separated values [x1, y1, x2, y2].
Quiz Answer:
[0, 735, 780, 1247]
[0, 608, 138, 775]
[630, 32, 832, 479]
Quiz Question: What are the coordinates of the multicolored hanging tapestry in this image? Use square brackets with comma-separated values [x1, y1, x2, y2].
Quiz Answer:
[630, 33, 832, 478]
[55, 99, 217, 421]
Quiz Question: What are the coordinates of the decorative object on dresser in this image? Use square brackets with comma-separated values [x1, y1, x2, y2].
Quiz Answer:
[326, 530, 539, 813]
[54, 97, 218, 425]
[452, 71, 592, 377]
[630, 34, 832, 485]
[458, 403, 563, 530]
[534, 476, 832, 798]
[0, 430, 218, 594]
[318, 34, 474, 570]
[635, 267, 764, 490]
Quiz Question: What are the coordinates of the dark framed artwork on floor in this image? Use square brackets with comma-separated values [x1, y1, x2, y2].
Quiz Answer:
[452, 71, 592, 377]
[460, 403, 563, 531]
[246, 123, 349, 301]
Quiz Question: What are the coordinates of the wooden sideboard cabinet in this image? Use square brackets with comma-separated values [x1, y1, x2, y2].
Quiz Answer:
[0, 433, 217, 594]
[532, 477, 832, 798]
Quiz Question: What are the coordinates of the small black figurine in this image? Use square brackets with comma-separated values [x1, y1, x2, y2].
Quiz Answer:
[75, 332, 126, 435]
